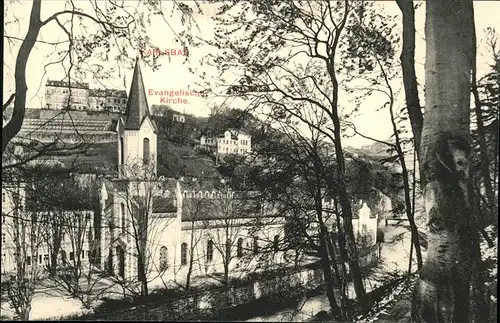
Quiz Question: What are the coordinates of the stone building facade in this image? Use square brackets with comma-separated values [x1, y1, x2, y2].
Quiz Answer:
[45, 80, 127, 112]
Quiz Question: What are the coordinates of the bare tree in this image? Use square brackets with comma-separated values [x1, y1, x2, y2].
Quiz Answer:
[204, 182, 246, 287]
[340, 8, 423, 270]
[3, 0, 199, 153]
[395, 0, 423, 158]
[197, 0, 379, 310]
[179, 193, 210, 291]
[1, 179, 45, 320]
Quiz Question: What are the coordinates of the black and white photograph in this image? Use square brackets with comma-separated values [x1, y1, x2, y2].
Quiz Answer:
[1, 0, 498, 321]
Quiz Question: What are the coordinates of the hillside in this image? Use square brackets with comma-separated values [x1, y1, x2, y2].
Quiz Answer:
[14, 109, 219, 179]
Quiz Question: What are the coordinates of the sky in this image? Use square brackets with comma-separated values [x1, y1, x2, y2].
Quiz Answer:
[3, 0, 500, 148]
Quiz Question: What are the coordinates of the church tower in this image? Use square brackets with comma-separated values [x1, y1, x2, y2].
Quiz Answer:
[117, 58, 158, 178]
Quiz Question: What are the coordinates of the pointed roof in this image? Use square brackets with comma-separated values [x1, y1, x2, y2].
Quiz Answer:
[124, 58, 157, 132]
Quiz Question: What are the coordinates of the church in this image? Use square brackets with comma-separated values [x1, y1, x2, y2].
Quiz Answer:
[99, 59, 287, 289]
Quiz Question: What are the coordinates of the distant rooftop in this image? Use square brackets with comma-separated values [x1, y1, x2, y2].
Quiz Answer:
[46, 80, 127, 97]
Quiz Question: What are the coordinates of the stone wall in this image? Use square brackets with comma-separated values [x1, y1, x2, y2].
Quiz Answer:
[72, 266, 324, 321]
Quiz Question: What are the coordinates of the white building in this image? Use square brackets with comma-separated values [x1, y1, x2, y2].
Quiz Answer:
[1, 182, 96, 275]
[200, 129, 252, 156]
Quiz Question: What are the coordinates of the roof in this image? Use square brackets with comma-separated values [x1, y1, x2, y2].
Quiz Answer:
[124, 59, 157, 132]
[46, 80, 89, 89]
[21, 117, 114, 133]
[228, 128, 249, 137]
[181, 195, 267, 222]
[152, 196, 177, 214]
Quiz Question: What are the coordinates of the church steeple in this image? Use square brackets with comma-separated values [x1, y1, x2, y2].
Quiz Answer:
[118, 57, 158, 179]
[124, 58, 157, 132]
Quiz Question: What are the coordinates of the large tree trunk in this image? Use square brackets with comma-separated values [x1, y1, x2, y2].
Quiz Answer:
[412, 1, 478, 321]
[396, 0, 424, 158]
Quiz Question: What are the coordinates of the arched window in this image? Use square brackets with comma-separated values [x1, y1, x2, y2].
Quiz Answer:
[211, 191, 216, 199]
[120, 137, 124, 165]
[120, 203, 125, 233]
[205, 191, 210, 198]
[273, 235, 280, 252]
[183, 191, 188, 198]
[253, 237, 259, 255]
[237, 238, 244, 258]
[143, 138, 150, 165]
[159, 246, 168, 271]
[198, 191, 203, 198]
[181, 243, 187, 266]
[206, 240, 214, 262]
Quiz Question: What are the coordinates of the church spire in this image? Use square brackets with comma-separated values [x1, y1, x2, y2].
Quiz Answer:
[124, 58, 156, 132]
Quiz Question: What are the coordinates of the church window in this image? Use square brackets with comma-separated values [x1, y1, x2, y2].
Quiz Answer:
[181, 243, 187, 266]
[205, 191, 210, 198]
[159, 246, 168, 271]
[237, 238, 244, 258]
[120, 137, 124, 165]
[198, 191, 203, 198]
[121, 203, 126, 233]
[253, 237, 259, 255]
[206, 240, 214, 262]
[273, 235, 280, 252]
[143, 138, 150, 165]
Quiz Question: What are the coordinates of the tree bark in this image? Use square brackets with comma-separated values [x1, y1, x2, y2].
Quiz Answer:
[2, 0, 42, 153]
[326, 58, 368, 310]
[396, 0, 424, 158]
[331, 121, 368, 311]
[318, 227, 342, 316]
[412, 1, 478, 321]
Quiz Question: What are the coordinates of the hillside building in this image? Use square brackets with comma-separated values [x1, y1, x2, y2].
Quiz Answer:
[200, 129, 252, 156]
[45, 80, 127, 113]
